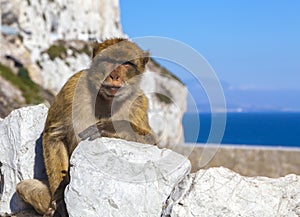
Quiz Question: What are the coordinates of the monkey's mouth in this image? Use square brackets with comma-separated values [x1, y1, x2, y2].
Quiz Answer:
[102, 84, 122, 96]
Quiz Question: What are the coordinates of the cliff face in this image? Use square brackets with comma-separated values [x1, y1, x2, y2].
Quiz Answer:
[1, 0, 123, 92]
[1, 0, 122, 53]
[0, 0, 186, 146]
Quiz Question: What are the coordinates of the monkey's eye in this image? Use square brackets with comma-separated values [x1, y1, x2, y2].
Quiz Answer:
[123, 61, 137, 69]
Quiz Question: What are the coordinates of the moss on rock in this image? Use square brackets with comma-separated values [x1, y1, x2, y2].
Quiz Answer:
[0, 64, 43, 104]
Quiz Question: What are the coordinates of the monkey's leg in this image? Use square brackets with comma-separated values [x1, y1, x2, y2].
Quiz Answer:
[16, 179, 51, 214]
[43, 140, 69, 217]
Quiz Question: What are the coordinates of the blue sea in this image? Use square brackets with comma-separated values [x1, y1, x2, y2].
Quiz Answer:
[183, 112, 300, 147]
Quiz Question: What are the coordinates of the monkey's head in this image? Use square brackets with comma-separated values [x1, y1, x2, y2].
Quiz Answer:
[87, 38, 149, 101]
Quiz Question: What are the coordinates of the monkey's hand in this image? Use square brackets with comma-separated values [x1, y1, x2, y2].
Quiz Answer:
[78, 121, 118, 141]
[79, 120, 158, 145]
[78, 125, 100, 141]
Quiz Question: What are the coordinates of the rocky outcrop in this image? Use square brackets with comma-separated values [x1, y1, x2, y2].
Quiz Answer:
[65, 137, 190, 217]
[0, 104, 48, 214]
[0, 104, 189, 216]
[171, 167, 300, 216]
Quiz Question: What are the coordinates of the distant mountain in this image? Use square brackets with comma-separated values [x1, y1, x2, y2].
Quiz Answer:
[186, 80, 300, 113]
[224, 87, 300, 112]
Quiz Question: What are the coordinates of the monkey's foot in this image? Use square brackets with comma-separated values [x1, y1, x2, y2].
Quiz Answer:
[43, 201, 56, 217]
[43, 200, 68, 217]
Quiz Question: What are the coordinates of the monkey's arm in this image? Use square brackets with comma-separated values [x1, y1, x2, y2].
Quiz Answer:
[78, 119, 157, 145]
[78, 120, 134, 141]
[78, 120, 116, 141]
[128, 94, 159, 145]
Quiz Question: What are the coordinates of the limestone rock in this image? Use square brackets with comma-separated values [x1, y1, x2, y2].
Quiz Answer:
[1, 0, 123, 60]
[39, 48, 90, 93]
[1, 0, 124, 94]
[0, 104, 48, 215]
[64, 137, 191, 217]
[171, 167, 300, 217]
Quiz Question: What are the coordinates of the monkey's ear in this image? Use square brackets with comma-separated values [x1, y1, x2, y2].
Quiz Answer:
[142, 51, 150, 66]
[92, 41, 101, 59]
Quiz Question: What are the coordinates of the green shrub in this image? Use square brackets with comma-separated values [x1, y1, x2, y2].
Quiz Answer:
[0, 64, 43, 104]
[47, 44, 67, 60]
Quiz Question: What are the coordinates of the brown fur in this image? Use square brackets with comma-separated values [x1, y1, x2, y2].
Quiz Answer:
[16, 38, 156, 217]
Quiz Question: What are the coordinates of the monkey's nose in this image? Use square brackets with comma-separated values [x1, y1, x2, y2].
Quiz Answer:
[109, 71, 120, 80]
[110, 74, 119, 80]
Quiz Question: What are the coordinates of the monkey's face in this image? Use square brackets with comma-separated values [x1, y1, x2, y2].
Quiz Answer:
[98, 60, 142, 100]
[87, 39, 149, 101]
[100, 62, 137, 97]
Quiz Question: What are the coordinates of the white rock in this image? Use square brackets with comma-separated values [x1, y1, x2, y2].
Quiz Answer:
[171, 167, 300, 217]
[0, 104, 48, 214]
[39, 53, 90, 94]
[65, 137, 191, 217]
[13, 0, 123, 60]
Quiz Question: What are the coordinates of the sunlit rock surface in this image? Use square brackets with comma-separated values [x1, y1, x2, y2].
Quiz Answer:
[65, 137, 191, 217]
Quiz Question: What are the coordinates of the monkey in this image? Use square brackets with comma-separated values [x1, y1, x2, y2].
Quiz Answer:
[16, 38, 157, 217]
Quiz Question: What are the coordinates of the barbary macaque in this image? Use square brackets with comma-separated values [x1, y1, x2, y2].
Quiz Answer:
[16, 38, 157, 216]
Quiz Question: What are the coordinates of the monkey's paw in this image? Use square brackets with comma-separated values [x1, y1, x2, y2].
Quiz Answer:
[79, 123, 116, 141]
[78, 125, 100, 141]
[43, 200, 68, 217]
[43, 201, 56, 217]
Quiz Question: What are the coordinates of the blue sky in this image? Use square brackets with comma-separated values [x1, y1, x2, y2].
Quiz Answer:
[120, 1, 300, 111]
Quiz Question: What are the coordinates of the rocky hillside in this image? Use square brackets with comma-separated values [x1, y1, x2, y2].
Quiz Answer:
[0, 0, 186, 146]
[1, 0, 123, 95]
